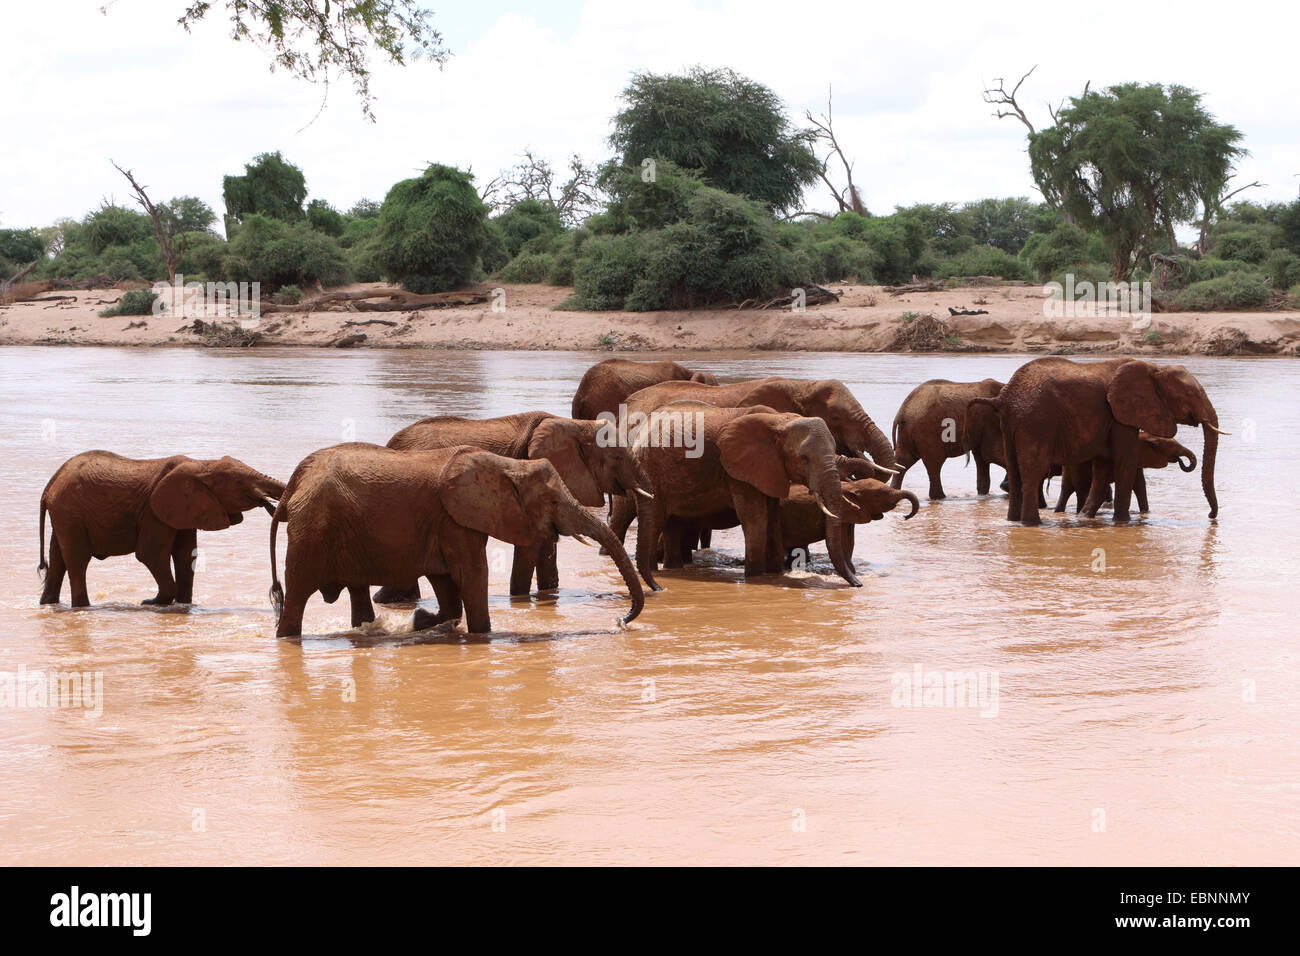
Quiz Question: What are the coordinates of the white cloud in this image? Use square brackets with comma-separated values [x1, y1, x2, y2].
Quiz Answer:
[1, 0, 1296, 230]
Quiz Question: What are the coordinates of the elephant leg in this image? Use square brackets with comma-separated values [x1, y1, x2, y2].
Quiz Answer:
[138, 542, 178, 606]
[534, 535, 559, 591]
[731, 487, 771, 578]
[348, 586, 375, 627]
[764, 497, 785, 574]
[922, 455, 946, 500]
[974, 453, 991, 496]
[1004, 433, 1022, 522]
[40, 536, 67, 605]
[1036, 480, 1048, 509]
[1017, 448, 1049, 527]
[662, 522, 686, 569]
[275, 579, 313, 639]
[698, 529, 712, 550]
[414, 574, 462, 630]
[1135, 469, 1150, 514]
[171, 529, 197, 604]
[374, 582, 422, 603]
[1053, 468, 1072, 513]
[509, 545, 536, 596]
[455, 548, 492, 634]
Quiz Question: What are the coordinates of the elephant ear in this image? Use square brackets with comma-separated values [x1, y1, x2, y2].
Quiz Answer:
[150, 461, 230, 531]
[718, 414, 790, 499]
[440, 449, 539, 548]
[529, 420, 603, 507]
[1108, 362, 1177, 438]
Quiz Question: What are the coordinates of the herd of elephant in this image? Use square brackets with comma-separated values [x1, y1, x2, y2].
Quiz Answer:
[36, 354, 1224, 637]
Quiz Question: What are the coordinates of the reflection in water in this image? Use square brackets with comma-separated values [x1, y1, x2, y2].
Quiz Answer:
[1, 347, 1297, 864]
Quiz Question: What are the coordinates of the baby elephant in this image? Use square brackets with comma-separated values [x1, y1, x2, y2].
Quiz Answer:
[39, 451, 284, 607]
[782, 473, 918, 569]
[1054, 432, 1197, 514]
[892, 378, 1006, 499]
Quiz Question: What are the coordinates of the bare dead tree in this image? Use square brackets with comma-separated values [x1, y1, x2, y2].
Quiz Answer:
[111, 161, 185, 282]
[479, 150, 604, 227]
[983, 66, 1039, 134]
[803, 86, 867, 217]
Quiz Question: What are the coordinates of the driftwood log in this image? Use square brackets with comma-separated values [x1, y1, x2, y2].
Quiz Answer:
[949, 307, 989, 316]
[261, 287, 491, 314]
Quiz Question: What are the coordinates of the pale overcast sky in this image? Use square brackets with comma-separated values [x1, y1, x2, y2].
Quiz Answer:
[2, 0, 1297, 232]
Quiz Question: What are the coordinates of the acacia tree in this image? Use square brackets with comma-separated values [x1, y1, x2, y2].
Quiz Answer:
[174, 1, 449, 120]
[609, 67, 820, 214]
[1027, 83, 1245, 279]
[222, 152, 308, 234]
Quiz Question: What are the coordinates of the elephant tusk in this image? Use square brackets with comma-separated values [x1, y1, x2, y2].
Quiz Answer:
[1202, 422, 1230, 436]
[872, 463, 902, 476]
[634, 487, 655, 499]
[819, 503, 837, 519]
[571, 534, 597, 548]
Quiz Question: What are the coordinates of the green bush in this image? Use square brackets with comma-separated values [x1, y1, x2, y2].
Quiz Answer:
[806, 236, 877, 283]
[175, 231, 228, 281]
[273, 284, 303, 304]
[571, 235, 645, 309]
[1166, 271, 1273, 311]
[493, 200, 564, 258]
[0, 227, 45, 265]
[99, 288, 158, 317]
[1214, 229, 1270, 264]
[224, 214, 348, 290]
[933, 245, 1029, 280]
[372, 164, 488, 293]
[1263, 249, 1300, 290]
[306, 199, 346, 237]
[1023, 221, 1089, 280]
[1290, 283, 1300, 307]
[497, 252, 557, 283]
[1186, 257, 1237, 283]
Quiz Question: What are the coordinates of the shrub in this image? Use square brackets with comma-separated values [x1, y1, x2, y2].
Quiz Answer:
[1166, 271, 1272, 311]
[273, 284, 302, 304]
[372, 164, 488, 293]
[933, 245, 1028, 280]
[306, 199, 346, 237]
[1214, 229, 1270, 264]
[1023, 221, 1089, 280]
[1263, 249, 1300, 290]
[99, 288, 158, 317]
[806, 236, 878, 283]
[0, 227, 45, 265]
[571, 235, 645, 309]
[1290, 283, 1300, 307]
[493, 200, 564, 258]
[1186, 257, 1238, 283]
[497, 252, 557, 283]
[225, 214, 348, 290]
[175, 231, 229, 281]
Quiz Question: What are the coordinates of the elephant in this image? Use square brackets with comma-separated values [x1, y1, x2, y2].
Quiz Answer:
[626, 401, 860, 590]
[381, 411, 653, 599]
[268, 443, 644, 638]
[38, 450, 284, 607]
[571, 358, 719, 421]
[623, 376, 898, 469]
[891, 378, 1006, 499]
[780, 476, 918, 569]
[970, 357, 1224, 526]
[1053, 432, 1197, 514]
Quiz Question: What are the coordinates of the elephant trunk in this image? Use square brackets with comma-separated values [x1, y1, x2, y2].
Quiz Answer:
[1200, 418, 1219, 519]
[812, 461, 859, 587]
[560, 505, 645, 624]
[853, 410, 897, 470]
[1178, 449, 1197, 473]
[898, 490, 920, 519]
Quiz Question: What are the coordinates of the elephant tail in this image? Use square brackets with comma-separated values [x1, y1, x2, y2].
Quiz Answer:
[38, 496, 48, 578]
[268, 503, 284, 617]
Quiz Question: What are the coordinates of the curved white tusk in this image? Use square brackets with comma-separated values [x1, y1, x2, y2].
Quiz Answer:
[872, 463, 902, 476]
[634, 487, 655, 499]
[819, 503, 837, 518]
[1202, 422, 1230, 436]
[572, 534, 597, 548]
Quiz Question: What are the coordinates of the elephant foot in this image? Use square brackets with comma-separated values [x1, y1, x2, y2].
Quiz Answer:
[141, 595, 175, 606]
[1113, 511, 1131, 523]
[374, 584, 421, 604]
[412, 608, 458, 631]
[39, 594, 59, 605]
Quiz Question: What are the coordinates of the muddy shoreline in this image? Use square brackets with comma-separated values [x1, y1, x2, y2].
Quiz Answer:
[4, 281, 1298, 356]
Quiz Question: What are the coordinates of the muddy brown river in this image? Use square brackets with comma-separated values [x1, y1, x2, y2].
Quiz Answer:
[2, 347, 1296, 864]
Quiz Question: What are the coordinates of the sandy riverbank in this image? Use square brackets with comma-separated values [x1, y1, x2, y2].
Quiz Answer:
[3, 281, 1299, 355]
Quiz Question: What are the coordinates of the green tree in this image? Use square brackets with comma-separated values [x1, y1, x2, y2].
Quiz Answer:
[492, 199, 564, 258]
[609, 67, 820, 214]
[1028, 83, 1245, 279]
[306, 198, 346, 237]
[160, 196, 217, 234]
[372, 164, 488, 293]
[222, 152, 308, 234]
[175, 1, 449, 120]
